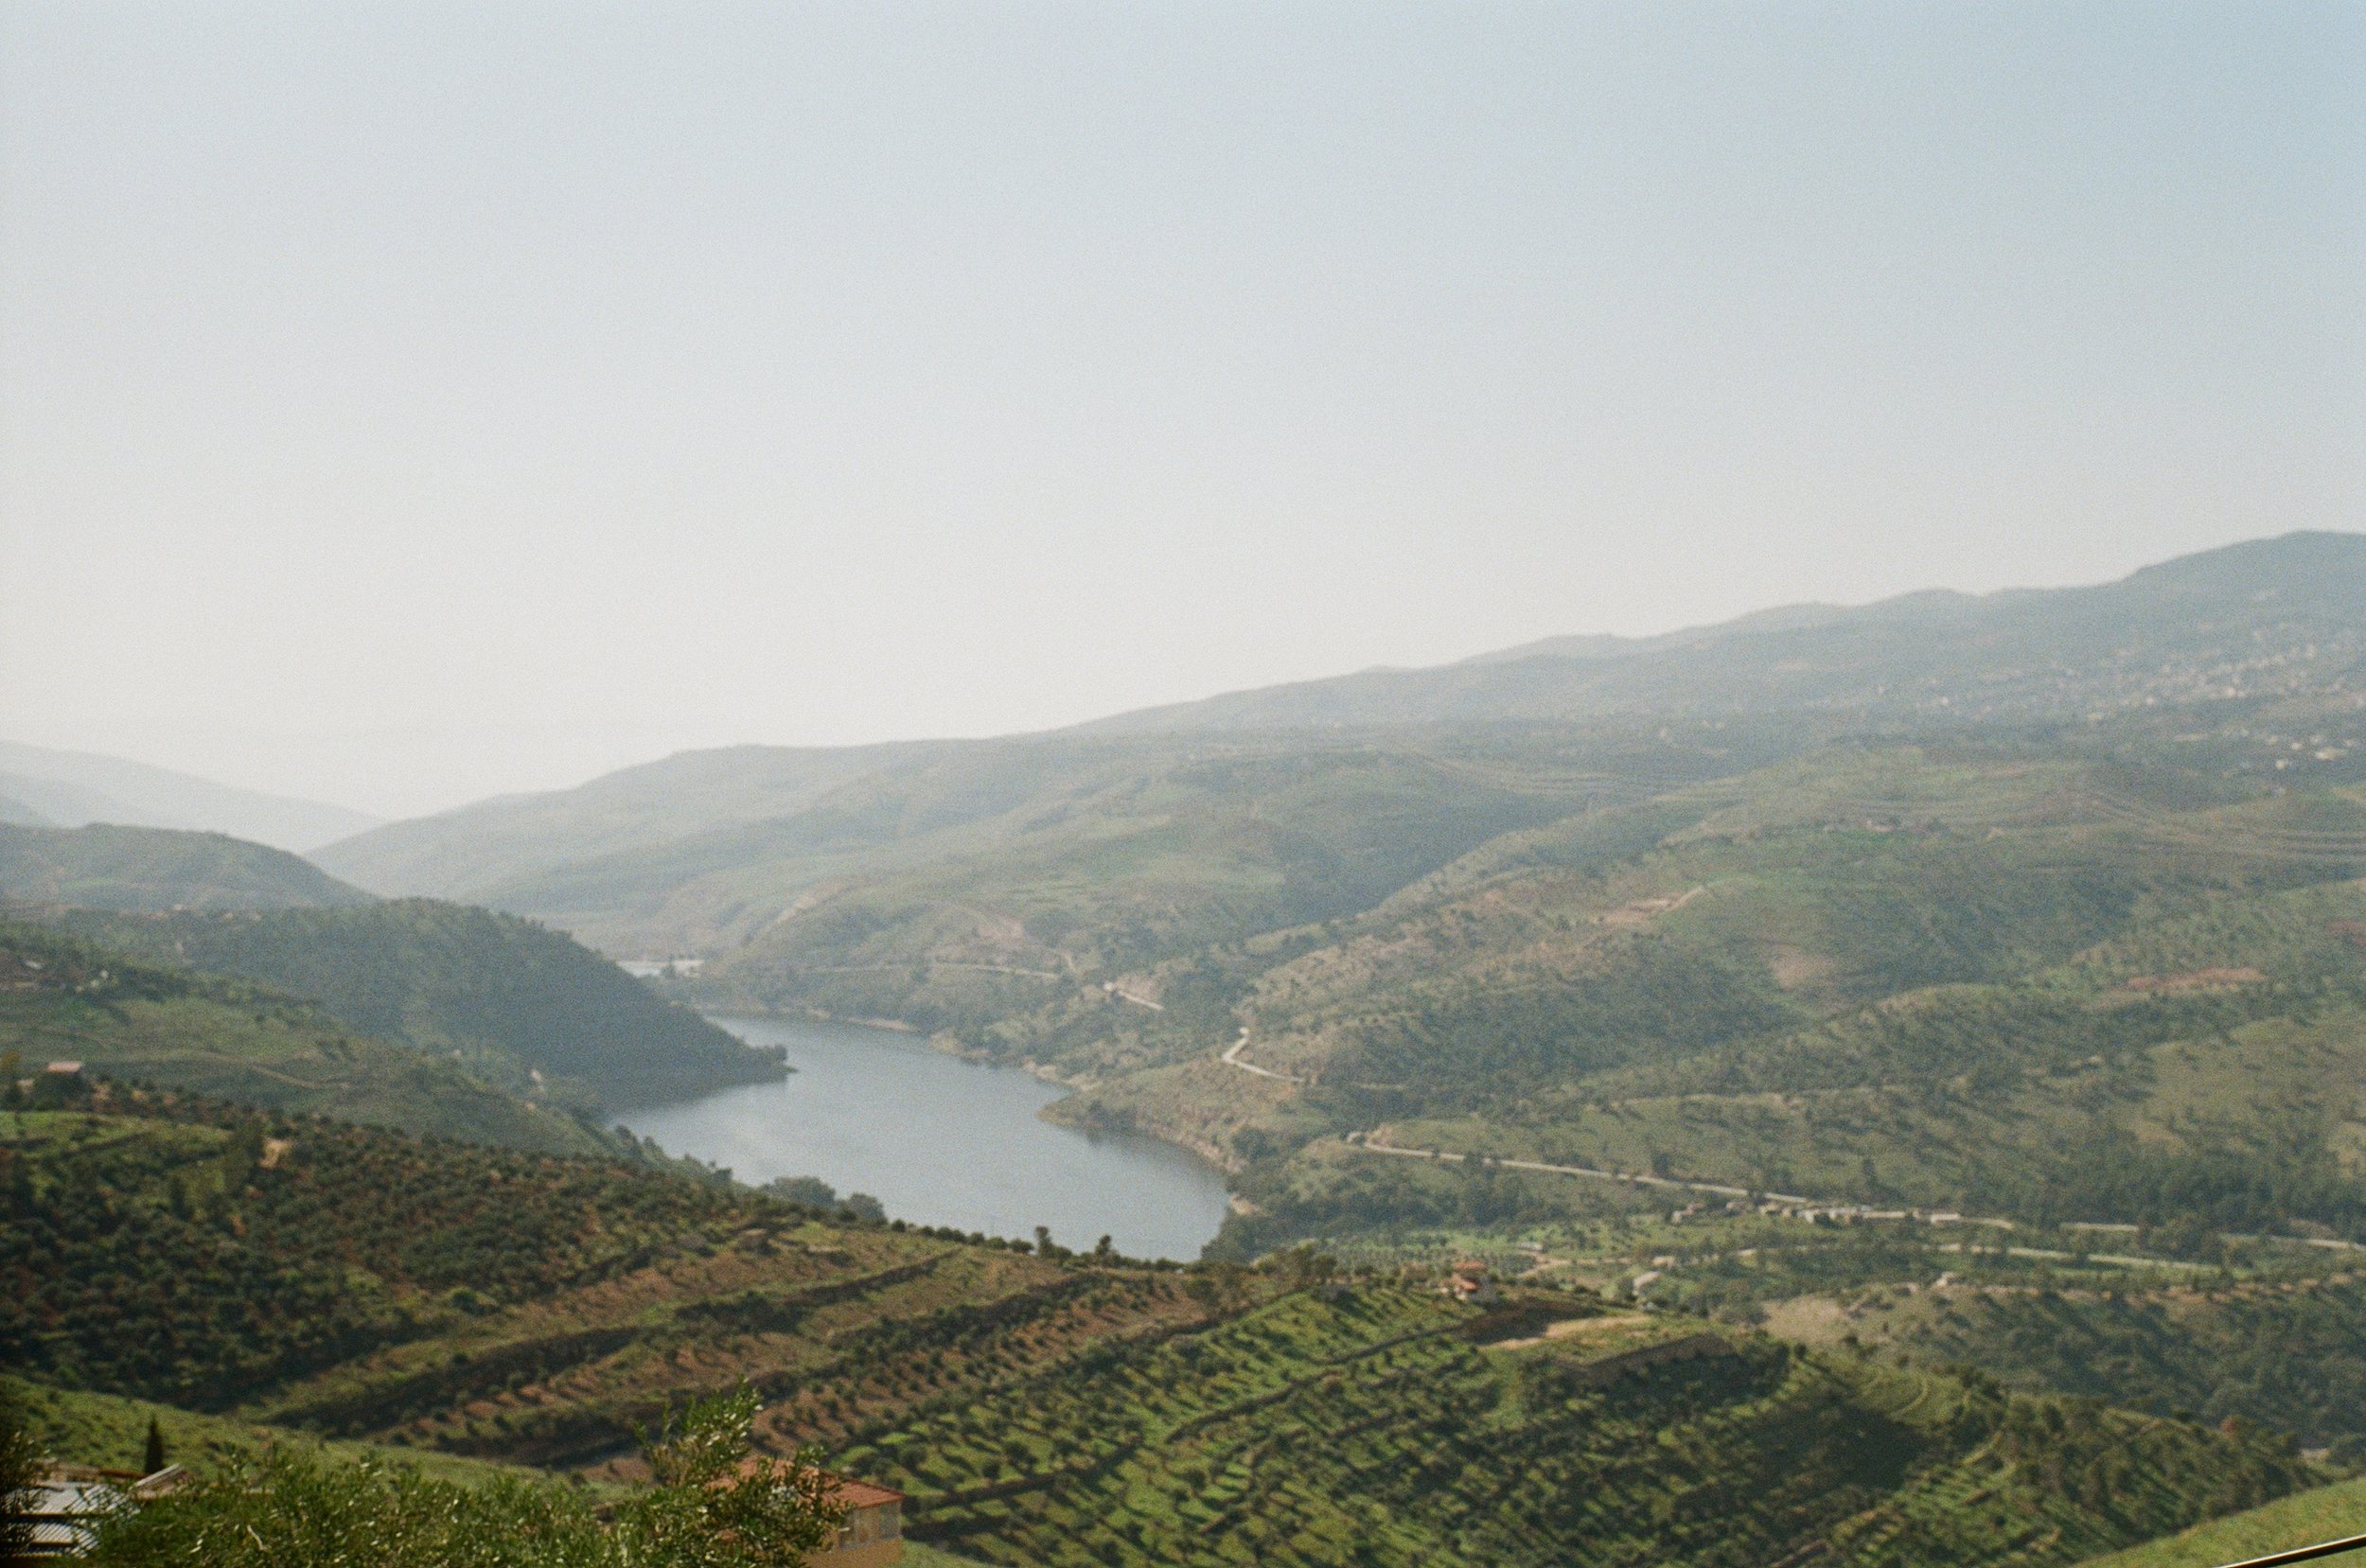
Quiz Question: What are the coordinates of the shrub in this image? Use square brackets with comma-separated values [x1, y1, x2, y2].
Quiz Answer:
[91, 1385, 845, 1568]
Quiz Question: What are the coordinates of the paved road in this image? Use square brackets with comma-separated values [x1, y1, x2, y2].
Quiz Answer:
[1354, 1134, 1815, 1206]
[1350, 1136, 2363, 1260]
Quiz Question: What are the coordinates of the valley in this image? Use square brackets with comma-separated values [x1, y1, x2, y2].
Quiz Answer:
[10, 533, 2366, 1564]
[0, 1085, 2332, 1567]
[615, 1014, 1231, 1260]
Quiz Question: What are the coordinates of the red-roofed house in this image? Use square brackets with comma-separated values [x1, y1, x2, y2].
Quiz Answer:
[723, 1461, 906, 1566]
[1444, 1260, 1498, 1305]
[819, 1473, 906, 1566]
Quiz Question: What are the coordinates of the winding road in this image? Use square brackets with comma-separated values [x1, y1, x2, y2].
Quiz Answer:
[1219, 1027, 1306, 1084]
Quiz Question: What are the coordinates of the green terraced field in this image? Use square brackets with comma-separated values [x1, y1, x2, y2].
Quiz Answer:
[0, 1087, 1209, 1468]
[4, 1086, 2326, 1568]
[843, 1284, 2306, 1568]
[1214, 838, 2366, 1261]
[1806, 1266, 2366, 1448]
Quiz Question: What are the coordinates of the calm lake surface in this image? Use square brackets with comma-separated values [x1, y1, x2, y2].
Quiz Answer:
[615, 1014, 1231, 1261]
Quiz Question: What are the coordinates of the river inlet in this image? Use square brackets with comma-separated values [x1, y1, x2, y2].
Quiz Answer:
[614, 1013, 1231, 1261]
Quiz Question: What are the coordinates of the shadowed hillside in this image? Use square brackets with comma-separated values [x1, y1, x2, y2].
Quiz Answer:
[37, 899, 784, 1108]
[0, 923, 614, 1157]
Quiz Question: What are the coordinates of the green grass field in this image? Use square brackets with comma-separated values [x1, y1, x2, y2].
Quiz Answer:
[2077, 1477, 2366, 1568]
[9, 1375, 546, 1489]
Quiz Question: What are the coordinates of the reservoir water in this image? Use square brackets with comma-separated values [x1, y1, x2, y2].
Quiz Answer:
[615, 1014, 1232, 1261]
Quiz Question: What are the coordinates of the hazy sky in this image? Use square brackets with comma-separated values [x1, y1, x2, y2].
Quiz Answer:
[3, 2, 2360, 818]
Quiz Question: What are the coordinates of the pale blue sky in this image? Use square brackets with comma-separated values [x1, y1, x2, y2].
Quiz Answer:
[3, 2, 2359, 815]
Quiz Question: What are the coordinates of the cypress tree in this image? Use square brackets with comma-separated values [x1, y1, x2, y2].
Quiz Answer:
[142, 1417, 166, 1476]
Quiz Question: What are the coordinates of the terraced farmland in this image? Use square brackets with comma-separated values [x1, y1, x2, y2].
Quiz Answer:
[842, 1286, 2307, 1568]
[252, 1234, 1211, 1471]
[8, 1084, 2326, 1567]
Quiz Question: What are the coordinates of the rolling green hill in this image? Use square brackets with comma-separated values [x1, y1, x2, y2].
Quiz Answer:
[36, 899, 784, 1108]
[16, 535, 2366, 1565]
[260, 535, 2366, 1566]
[845, 1295, 2300, 1568]
[1, 1085, 2323, 1568]
[318, 727, 1772, 960]
[2076, 1477, 2366, 1568]
[0, 820, 372, 911]
[7, 1374, 550, 1490]
[1192, 778, 2366, 1263]
[286, 541, 2366, 1221]
[311, 536, 2366, 955]
[1783, 1266, 2366, 1451]
[311, 721, 2366, 1291]
[0, 923, 614, 1157]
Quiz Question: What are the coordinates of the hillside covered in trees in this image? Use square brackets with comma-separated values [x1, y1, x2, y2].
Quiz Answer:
[35, 897, 783, 1108]
[0, 820, 371, 911]
[1, 1081, 2333, 1568]
[16, 536, 2366, 1563]
[0, 923, 618, 1157]
[286, 540, 2366, 1260]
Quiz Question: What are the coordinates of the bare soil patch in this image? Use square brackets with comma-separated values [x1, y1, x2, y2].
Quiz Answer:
[1758, 1295, 1853, 1347]
[2121, 966, 2267, 993]
[1765, 944, 1838, 992]
[1484, 1312, 1651, 1350]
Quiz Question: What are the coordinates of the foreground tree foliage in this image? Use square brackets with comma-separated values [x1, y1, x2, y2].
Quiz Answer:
[0, 1380, 41, 1561]
[88, 1386, 844, 1568]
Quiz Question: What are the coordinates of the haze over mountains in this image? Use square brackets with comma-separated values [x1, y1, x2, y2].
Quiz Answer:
[0, 819, 371, 912]
[12, 0, 2361, 1552]
[1084, 530, 2366, 733]
[15, 533, 2355, 903]
[310, 531, 2366, 943]
[282, 531, 2366, 1276]
[12, 529, 2366, 1567]
[0, 739, 380, 852]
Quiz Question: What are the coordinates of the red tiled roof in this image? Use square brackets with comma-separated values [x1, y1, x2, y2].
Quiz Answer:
[727, 1459, 904, 1509]
[828, 1475, 906, 1510]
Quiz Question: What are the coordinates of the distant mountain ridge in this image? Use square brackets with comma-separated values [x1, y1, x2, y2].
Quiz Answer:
[311, 530, 2366, 935]
[313, 739, 951, 912]
[0, 739, 380, 852]
[1083, 531, 2366, 733]
[0, 820, 372, 911]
